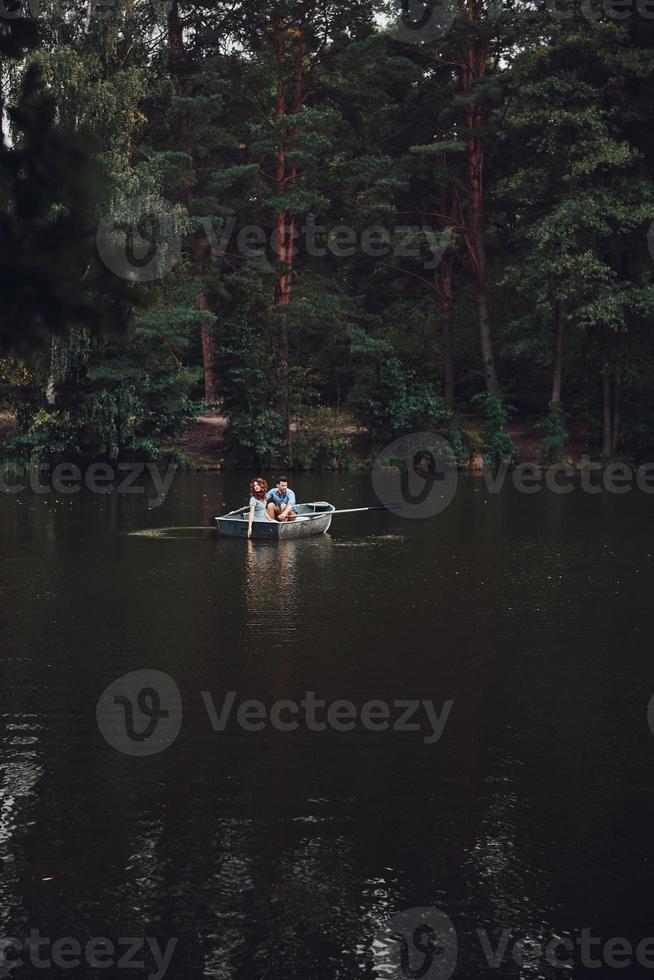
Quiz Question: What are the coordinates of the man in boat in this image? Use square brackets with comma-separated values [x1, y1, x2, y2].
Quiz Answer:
[266, 477, 298, 523]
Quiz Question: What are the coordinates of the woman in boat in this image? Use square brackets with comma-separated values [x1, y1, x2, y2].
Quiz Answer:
[247, 478, 272, 539]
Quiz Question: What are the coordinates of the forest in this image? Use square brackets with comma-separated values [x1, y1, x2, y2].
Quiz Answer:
[1, 0, 654, 470]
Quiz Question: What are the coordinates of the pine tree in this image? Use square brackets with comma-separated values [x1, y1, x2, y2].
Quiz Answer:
[501, 12, 654, 455]
[0, 60, 129, 356]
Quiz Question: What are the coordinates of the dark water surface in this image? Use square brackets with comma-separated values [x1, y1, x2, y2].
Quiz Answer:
[2, 472, 654, 979]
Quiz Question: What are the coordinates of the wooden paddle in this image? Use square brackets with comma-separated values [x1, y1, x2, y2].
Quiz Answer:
[326, 504, 401, 515]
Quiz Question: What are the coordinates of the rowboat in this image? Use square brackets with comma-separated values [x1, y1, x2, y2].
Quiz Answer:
[215, 501, 336, 540]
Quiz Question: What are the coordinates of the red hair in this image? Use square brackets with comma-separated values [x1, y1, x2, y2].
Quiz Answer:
[249, 478, 268, 501]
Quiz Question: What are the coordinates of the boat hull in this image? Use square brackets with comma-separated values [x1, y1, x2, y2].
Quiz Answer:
[215, 502, 334, 540]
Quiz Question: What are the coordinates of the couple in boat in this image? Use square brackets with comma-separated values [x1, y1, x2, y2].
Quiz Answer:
[247, 477, 297, 538]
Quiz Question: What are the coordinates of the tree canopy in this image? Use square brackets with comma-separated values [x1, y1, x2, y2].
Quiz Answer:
[2, 0, 654, 466]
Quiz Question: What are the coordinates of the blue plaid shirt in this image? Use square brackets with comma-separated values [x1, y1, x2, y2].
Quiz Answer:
[266, 487, 297, 509]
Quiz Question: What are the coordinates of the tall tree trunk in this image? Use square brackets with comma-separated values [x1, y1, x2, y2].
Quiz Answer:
[272, 26, 306, 459]
[274, 33, 291, 456]
[199, 292, 216, 404]
[476, 280, 497, 394]
[611, 366, 622, 455]
[440, 255, 455, 408]
[45, 336, 57, 407]
[602, 366, 612, 459]
[461, 17, 498, 394]
[167, 0, 185, 78]
[468, 135, 497, 393]
[275, 214, 293, 455]
[167, 1, 219, 407]
[551, 302, 564, 406]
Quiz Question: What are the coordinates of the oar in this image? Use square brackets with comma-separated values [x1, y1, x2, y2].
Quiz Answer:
[328, 504, 401, 516]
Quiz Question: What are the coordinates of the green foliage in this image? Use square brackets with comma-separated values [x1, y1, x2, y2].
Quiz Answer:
[292, 407, 355, 470]
[0, 16, 38, 59]
[9, 409, 79, 461]
[0, 65, 133, 355]
[349, 355, 451, 449]
[224, 407, 286, 469]
[79, 387, 142, 459]
[5, 1, 654, 467]
[9, 374, 202, 463]
[536, 404, 570, 464]
[216, 298, 286, 468]
[472, 392, 518, 465]
[159, 448, 197, 471]
[448, 424, 472, 467]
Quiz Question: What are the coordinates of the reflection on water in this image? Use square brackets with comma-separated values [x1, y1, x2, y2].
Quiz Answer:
[244, 538, 301, 627]
[1, 474, 653, 979]
[331, 533, 407, 547]
[0, 708, 43, 939]
[127, 527, 213, 539]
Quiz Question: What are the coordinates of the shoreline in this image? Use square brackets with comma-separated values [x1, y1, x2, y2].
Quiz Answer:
[0, 409, 625, 471]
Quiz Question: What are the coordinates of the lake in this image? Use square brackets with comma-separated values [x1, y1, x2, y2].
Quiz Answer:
[1, 471, 654, 979]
